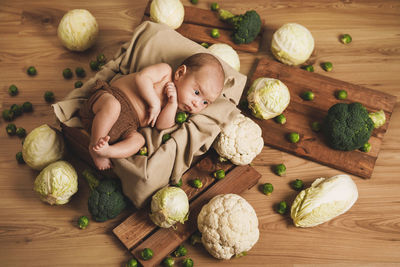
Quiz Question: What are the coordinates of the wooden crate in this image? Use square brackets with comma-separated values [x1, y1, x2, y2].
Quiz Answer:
[242, 57, 397, 179]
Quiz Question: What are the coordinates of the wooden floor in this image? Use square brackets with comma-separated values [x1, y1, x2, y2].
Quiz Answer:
[1, 0, 400, 266]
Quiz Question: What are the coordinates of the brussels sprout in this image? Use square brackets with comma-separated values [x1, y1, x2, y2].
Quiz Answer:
[274, 164, 286, 176]
[16, 151, 25, 164]
[191, 178, 203, 188]
[190, 0, 198, 4]
[90, 60, 99, 71]
[311, 121, 321, 132]
[75, 67, 86, 78]
[287, 132, 300, 143]
[173, 245, 187, 257]
[301, 91, 314, 101]
[74, 81, 83, 88]
[336, 90, 348, 100]
[16, 127, 26, 138]
[44, 91, 55, 103]
[22, 102, 33, 112]
[200, 42, 209, 48]
[27, 66, 37, 76]
[138, 146, 148, 156]
[174, 178, 183, 187]
[360, 142, 371, 153]
[211, 28, 220, 38]
[10, 104, 23, 117]
[126, 258, 138, 267]
[291, 179, 304, 191]
[211, 2, 219, 11]
[190, 231, 202, 245]
[77, 215, 89, 229]
[321, 62, 333, 72]
[274, 114, 286, 124]
[96, 53, 106, 63]
[6, 123, 17, 135]
[162, 133, 171, 143]
[2, 109, 14, 121]
[141, 248, 153, 260]
[62, 68, 73, 79]
[182, 258, 194, 267]
[262, 182, 274, 195]
[213, 169, 225, 180]
[276, 201, 288, 215]
[8, 84, 19, 96]
[162, 256, 175, 267]
[175, 111, 188, 124]
[301, 65, 314, 72]
[340, 34, 352, 44]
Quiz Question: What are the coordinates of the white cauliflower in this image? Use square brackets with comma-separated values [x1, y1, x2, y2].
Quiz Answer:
[213, 114, 264, 165]
[197, 194, 259, 260]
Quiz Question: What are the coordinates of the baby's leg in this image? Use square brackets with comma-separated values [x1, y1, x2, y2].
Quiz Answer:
[89, 93, 121, 170]
[94, 131, 145, 159]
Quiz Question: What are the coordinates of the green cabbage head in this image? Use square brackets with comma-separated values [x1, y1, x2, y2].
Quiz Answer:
[247, 77, 290, 120]
[34, 161, 78, 205]
[22, 124, 65, 170]
[291, 174, 358, 227]
[150, 0, 184, 30]
[149, 186, 189, 228]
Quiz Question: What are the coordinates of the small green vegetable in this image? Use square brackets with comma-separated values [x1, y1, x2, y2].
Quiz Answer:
[90, 60, 99, 71]
[6, 123, 17, 135]
[162, 133, 171, 143]
[2, 109, 14, 121]
[126, 258, 138, 267]
[8, 85, 19, 96]
[213, 169, 225, 180]
[27, 66, 37, 76]
[291, 179, 304, 191]
[190, 231, 202, 245]
[262, 183, 274, 195]
[302, 91, 315, 101]
[77, 215, 89, 229]
[218, 156, 228, 163]
[274, 114, 286, 124]
[173, 245, 187, 257]
[62, 68, 73, 79]
[191, 178, 203, 189]
[16, 127, 26, 138]
[75, 67, 86, 78]
[301, 65, 314, 72]
[360, 142, 371, 153]
[200, 42, 209, 48]
[321, 62, 333, 72]
[211, 2, 219, 11]
[10, 104, 23, 117]
[190, 0, 198, 4]
[141, 248, 154, 260]
[96, 53, 106, 63]
[340, 34, 352, 44]
[174, 178, 183, 187]
[162, 256, 175, 267]
[44, 91, 55, 103]
[287, 132, 300, 143]
[22, 102, 33, 112]
[182, 258, 194, 267]
[273, 164, 286, 176]
[74, 81, 83, 88]
[138, 146, 148, 156]
[276, 201, 288, 215]
[336, 90, 348, 100]
[175, 111, 188, 124]
[311, 121, 321, 132]
[211, 28, 220, 38]
[16, 151, 25, 164]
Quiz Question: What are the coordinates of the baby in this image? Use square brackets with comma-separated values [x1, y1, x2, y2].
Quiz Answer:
[80, 53, 225, 170]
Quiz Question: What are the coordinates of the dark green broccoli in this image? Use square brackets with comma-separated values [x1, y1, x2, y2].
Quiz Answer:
[323, 102, 374, 151]
[217, 9, 261, 44]
[83, 170, 127, 222]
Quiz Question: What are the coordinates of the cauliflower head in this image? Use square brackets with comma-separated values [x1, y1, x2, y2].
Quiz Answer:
[213, 114, 264, 165]
[197, 194, 259, 259]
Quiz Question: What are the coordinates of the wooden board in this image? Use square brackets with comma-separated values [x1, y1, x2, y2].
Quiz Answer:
[142, 4, 262, 53]
[242, 57, 397, 179]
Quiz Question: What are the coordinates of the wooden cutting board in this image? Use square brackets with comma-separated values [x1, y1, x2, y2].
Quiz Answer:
[242, 57, 397, 179]
[142, 3, 262, 53]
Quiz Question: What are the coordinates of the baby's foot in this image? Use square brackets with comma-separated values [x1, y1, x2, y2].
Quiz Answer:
[92, 136, 111, 157]
[89, 146, 112, 170]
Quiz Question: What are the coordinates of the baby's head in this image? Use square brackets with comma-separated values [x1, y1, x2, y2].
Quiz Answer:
[174, 53, 225, 114]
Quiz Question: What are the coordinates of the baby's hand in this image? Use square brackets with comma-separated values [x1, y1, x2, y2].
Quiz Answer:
[147, 100, 161, 127]
[165, 82, 177, 104]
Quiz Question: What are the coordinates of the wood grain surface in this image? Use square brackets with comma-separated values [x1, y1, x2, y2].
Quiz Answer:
[1, 0, 400, 266]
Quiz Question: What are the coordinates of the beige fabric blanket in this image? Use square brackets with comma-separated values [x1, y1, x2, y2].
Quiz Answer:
[53, 21, 246, 208]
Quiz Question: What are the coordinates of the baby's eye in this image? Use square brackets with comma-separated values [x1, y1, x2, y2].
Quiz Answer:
[194, 90, 199, 95]
[203, 100, 208, 105]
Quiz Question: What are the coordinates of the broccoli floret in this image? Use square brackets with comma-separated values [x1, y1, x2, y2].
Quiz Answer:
[323, 102, 374, 151]
[217, 9, 261, 44]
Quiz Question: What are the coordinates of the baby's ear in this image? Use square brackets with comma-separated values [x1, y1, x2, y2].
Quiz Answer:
[174, 65, 187, 80]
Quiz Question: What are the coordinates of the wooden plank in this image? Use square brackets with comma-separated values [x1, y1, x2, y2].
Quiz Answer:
[131, 165, 261, 267]
[242, 57, 397, 179]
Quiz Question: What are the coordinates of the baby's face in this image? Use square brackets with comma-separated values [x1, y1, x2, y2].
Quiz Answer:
[174, 65, 223, 114]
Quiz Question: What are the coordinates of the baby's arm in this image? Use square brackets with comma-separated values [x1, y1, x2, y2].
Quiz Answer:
[135, 63, 172, 127]
[156, 82, 178, 130]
